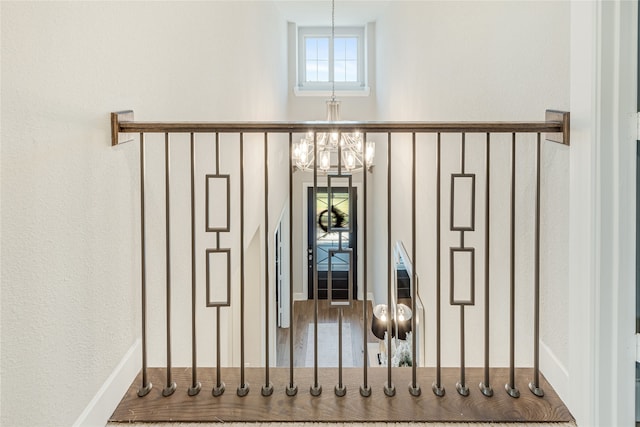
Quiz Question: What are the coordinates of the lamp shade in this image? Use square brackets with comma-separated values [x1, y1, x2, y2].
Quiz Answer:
[371, 304, 393, 340]
[395, 303, 412, 340]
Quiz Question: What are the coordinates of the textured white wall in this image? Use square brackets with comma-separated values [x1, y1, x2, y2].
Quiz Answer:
[372, 0, 570, 372]
[0, 2, 288, 426]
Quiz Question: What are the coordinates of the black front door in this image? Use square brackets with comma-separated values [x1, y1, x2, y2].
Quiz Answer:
[307, 186, 357, 300]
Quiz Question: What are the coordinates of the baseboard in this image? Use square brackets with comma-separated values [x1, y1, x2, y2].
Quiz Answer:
[540, 339, 569, 404]
[73, 339, 141, 427]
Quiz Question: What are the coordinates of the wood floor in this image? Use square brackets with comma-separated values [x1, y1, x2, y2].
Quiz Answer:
[276, 299, 378, 367]
[110, 367, 574, 423]
[110, 299, 574, 424]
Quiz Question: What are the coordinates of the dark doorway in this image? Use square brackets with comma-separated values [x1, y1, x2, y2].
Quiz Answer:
[307, 186, 357, 300]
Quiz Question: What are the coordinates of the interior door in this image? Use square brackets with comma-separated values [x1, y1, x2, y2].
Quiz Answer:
[307, 186, 357, 300]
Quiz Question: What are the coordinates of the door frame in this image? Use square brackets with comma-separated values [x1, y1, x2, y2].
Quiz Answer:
[306, 185, 358, 300]
[301, 181, 364, 303]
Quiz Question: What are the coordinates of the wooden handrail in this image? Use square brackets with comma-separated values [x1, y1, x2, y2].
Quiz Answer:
[111, 110, 570, 146]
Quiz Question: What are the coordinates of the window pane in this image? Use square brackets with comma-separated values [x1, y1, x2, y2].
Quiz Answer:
[306, 37, 329, 62]
[306, 61, 318, 81]
[345, 60, 357, 82]
[306, 38, 317, 60]
[317, 60, 329, 82]
[334, 38, 346, 60]
[317, 38, 329, 60]
[345, 38, 357, 60]
[305, 37, 330, 82]
[334, 60, 346, 82]
[307, 60, 330, 82]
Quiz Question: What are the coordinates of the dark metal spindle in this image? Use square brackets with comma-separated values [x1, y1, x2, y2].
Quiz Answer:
[335, 307, 346, 396]
[480, 133, 493, 397]
[237, 133, 249, 397]
[163, 133, 176, 397]
[213, 133, 225, 397]
[213, 307, 225, 396]
[432, 133, 445, 397]
[310, 131, 322, 397]
[456, 133, 469, 397]
[138, 133, 152, 398]
[505, 133, 520, 398]
[262, 133, 274, 397]
[529, 133, 544, 397]
[188, 133, 201, 397]
[384, 132, 395, 397]
[286, 132, 298, 396]
[409, 132, 420, 396]
[216, 133, 221, 249]
[457, 306, 468, 395]
[360, 132, 371, 397]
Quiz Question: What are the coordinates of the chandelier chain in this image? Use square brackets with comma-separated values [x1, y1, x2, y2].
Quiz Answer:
[331, 0, 335, 101]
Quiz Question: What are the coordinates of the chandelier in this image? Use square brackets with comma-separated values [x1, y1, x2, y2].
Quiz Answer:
[291, 0, 375, 173]
[293, 100, 375, 173]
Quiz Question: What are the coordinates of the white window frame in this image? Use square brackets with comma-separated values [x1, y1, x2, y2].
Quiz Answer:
[295, 26, 369, 96]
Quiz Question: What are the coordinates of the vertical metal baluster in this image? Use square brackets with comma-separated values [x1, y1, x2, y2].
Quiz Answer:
[138, 133, 152, 398]
[211, 308, 223, 396]
[213, 132, 225, 397]
[262, 133, 274, 396]
[163, 133, 176, 397]
[188, 133, 201, 397]
[456, 133, 469, 397]
[237, 133, 250, 397]
[480, 133, 493, 397]
[529, 133, 544, 397]
[360, 133, 371, 397]
[216, 133, 221, 249]
[384, 132, 395, 397]
[335, 307, 346, 396]
[334, 131, 346, 398]
[505, 133, 520, 398]
[310, 131, 322, 396]
[360, 132, 371, 397]
[409, 132, 421, 396]
[287, 133, 298, 396]
[432, 133, 445, 397]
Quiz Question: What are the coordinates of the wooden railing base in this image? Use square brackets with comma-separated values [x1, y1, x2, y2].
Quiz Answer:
[110, 367, 573, 424]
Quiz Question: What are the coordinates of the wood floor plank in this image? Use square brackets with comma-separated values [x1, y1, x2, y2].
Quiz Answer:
[110, 367, 573, 423]
[277, 300, 375, 368]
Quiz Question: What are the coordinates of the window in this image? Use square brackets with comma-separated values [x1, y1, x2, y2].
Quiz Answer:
[296, 26, 368, 95]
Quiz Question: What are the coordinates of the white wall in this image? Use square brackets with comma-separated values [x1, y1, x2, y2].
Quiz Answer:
[373, 0, 570, 374]
[0, 2, 288, 426]
[568, 1, 638, 425]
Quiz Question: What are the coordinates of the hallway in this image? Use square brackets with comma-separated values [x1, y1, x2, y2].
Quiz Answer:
[276, 300, 378, 368]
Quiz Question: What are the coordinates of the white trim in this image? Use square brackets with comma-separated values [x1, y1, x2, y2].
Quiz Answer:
[297, 26, 365, 89]
[540, 340, 569, 403]
[293, 292, 307, 301]
[593, 1, 637, 424]
[568, 1, 637, 424]
[73, 339, 141, 427]
[293, 86, 371, 97]
[568, 2, 599, 424]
